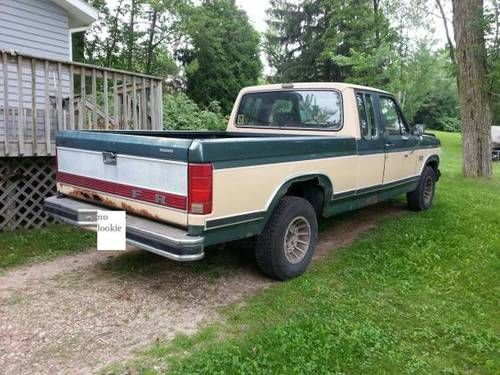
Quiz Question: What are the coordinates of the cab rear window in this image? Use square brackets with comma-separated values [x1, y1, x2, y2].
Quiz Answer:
[236, 90, 342, 130]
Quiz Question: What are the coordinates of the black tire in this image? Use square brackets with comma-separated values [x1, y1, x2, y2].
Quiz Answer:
[407, 166, 436, 211]
[255, 196, 318, 280]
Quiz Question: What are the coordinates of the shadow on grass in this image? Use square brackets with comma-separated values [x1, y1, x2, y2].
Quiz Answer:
[97, 199, 408, 282]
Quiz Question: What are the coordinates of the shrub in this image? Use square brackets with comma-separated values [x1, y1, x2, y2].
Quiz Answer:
[436, 116, 461, 133]
[163, 93, 227, 131]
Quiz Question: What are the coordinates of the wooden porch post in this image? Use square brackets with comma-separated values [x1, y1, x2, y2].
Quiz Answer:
[17, 55, 24, 155]
[2, 52, 9, 155]
[44, 61, 51, 154]
[31, 59, 37, 155]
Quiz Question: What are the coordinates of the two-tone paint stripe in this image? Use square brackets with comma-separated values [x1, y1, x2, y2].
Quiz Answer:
[205, 211, 265, 230]
[203, 174, 422, 230]
[57, 172, 187, 210]
[331, 175, 421, 201]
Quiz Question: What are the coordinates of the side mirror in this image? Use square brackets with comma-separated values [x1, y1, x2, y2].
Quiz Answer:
[414, 124, 425, 137]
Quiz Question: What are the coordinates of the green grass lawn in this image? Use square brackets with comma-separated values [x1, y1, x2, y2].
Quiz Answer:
[0, 225, 95, 271]
[120, 131, 499, 374]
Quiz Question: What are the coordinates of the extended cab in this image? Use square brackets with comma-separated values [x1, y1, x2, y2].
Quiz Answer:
[44, 83, 441, 280]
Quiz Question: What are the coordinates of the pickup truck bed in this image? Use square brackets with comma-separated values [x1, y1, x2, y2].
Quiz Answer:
[56, 129, 355, 164]
[54, 129, 355, 220]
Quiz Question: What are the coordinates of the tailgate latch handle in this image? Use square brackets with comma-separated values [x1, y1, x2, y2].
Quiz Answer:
[102, 151, 117, 165]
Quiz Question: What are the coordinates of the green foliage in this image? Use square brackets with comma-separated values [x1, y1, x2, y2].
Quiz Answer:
[81, 0, 182, 77]
[181, 0, 262, 114]
[435, 116, 462, 132]
[109, 132, 500, 374]
[163, 93, 227, 131]
[0, 225, 95, 271]
[266, 0, 396, 85]
[392, 45, 460, 131]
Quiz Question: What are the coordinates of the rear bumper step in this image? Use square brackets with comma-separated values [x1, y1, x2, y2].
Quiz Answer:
[44, 196, 204, 261]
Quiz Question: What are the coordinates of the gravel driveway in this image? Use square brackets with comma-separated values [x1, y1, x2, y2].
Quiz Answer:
[0, 202, 405, 374]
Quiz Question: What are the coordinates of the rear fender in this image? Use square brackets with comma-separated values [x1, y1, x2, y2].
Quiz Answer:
[260, 173, 333, 230]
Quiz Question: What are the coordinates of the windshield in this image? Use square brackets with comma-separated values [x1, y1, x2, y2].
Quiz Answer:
[236, 90, 343, 130]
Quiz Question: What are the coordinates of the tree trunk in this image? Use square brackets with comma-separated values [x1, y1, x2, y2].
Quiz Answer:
[127, 0, 136, 71]
[452, 0, 492, 177]
[145, 9, 158, 75]
[105, 0, 124, 67]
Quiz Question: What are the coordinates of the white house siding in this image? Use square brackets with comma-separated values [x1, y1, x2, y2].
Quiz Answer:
[0, 0, 72, 155]
[0, 0, 70, 61]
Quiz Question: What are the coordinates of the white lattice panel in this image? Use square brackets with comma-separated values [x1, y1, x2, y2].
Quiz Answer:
[0, 157, 57, 230]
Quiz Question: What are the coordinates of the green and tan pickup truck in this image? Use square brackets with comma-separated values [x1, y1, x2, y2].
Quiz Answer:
[44, 83, 441, 280]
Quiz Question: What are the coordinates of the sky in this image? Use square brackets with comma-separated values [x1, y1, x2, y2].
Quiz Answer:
[235, 0, 271, 33]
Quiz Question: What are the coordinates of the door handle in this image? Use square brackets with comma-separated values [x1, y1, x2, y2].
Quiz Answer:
[385, 142, 394, 147]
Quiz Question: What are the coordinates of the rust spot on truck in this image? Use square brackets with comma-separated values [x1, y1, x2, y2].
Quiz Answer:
[65, 188, 115, 208]
[61, 185, 164, 222]
[57, 183, 187, 226]
[120, 202, 163, 221]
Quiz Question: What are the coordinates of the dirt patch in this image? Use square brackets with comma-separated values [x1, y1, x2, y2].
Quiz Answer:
[0, 202, 405, 374]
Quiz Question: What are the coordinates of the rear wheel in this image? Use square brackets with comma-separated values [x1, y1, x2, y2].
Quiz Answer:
[255, 196, 318, 280]
[407, 166, 436, 211]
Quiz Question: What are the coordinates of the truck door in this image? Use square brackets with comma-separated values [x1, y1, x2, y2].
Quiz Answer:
[355, 92, 385, 190]
[378, 95, 418, 184]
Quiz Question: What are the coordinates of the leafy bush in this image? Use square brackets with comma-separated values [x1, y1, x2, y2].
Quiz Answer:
[163, 93, 227, 131]
[436, 116, 462, 132]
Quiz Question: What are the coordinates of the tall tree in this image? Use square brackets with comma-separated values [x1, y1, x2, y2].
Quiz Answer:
[452, 0, 492, 177]
[435, 0, 456, 64]
[265, 0, 396, 85]
[181, 0, 262, 113]
[83, 0, 181, 76]
[104, 0, 126, 67]
[488, 0, 500, 124]
[145, 6, 159, 74]
[127, 0, 139, 70]
[141, 0, 187, 76]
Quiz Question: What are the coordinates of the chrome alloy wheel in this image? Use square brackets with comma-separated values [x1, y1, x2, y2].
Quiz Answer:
[283, 216, 311, 264]
[423, 175, 434, 205]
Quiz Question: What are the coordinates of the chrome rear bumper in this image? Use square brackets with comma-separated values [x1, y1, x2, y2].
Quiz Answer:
[44, 196, 204, 261]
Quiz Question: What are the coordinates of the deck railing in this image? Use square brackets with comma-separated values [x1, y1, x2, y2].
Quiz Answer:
[0, 50, 164, 157]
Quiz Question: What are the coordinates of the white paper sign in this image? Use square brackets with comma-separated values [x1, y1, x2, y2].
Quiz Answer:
[97, 211, 126, 251]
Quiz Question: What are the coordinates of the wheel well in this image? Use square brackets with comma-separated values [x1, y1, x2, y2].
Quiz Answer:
[425, 157, 440, 180]
[285, 178, 326, 217]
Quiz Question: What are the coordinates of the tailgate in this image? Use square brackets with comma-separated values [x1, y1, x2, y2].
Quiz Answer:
[56, 130, 192, 226]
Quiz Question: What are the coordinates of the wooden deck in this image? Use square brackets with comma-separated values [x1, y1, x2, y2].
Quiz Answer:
[0, 50, 164, 157]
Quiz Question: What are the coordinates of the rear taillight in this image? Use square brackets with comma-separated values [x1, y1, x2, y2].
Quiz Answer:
[188, 163, 213, 214]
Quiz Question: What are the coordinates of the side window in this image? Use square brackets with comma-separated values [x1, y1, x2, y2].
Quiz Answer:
[356, 93, 379, 140]
[380, 97, 401, 135]
[356, 94, 369, 139]
[365, 95, 378, 139]
[379, 96, 409, 136]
